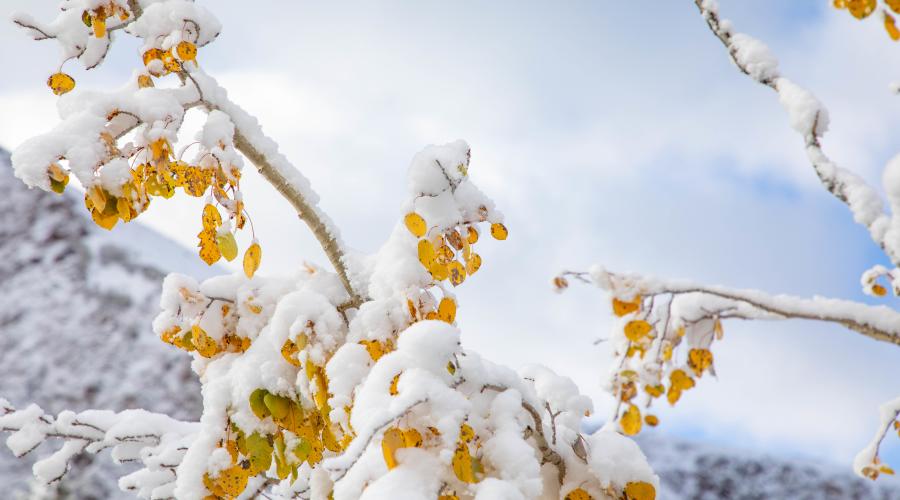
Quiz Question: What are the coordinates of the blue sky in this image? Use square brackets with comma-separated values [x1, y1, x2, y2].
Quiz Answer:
[3, 0, 900, 474]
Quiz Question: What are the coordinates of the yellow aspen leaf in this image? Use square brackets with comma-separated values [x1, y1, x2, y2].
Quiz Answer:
[402, 428, 423, 448]
[490, 222, 508, 240]
[437, 297, 457, 323]
[662, 342, 673, 361]
[418, 239, 436, 267]
[225, 439, 239, 464]
[281, 339, 301, 366]
[249, 389, 270, 419]
[447, 229, 464, 250]
[48, 163, 69, 194]
[564, 488, 592, 500]
[452, 442, 480, 483]
[448, 260, 466, 287]
[847, 0, 877, 18]
[192, 325, 218, 358]
[390, 374, 400, 395]
[626, 344, 646, 359]
[360, 340, 388, 361]
[881, 465, 896, 475]
[198, 229, 221, 265]
[888, 0, 900, 13]
[670, 369, 695, 390]
[873, 283, 889, 296]
[143, 48, 164, 66]
[216, 232, 238, 261]
[645, 384, 664, 398]
[404, 212, 427, 237]
[91, 209, 118, 230]
[440, 495, 460, 500]
[466, 226, 479, 244]
[137, 74, 154, 88]
[644, 414, 659, 427]
[47, 73, 75, 96]
[160, 325, 181, 344]
[714, 319, 724, 340]
[459, 423, 475, 443]
[245, 432, 273, 475]
[620, 404, 642, 436]
[438, 244, 455, 263]
[425, 310, 438, 320]
[215, 465, 250, 497]
[465, 253, 482, 275]
[612, 296, 641, 317]
[92, 16, 106, 38]
[620, 381, 637, 402]
[687, 348, 713, 377]
[244, 243, 261, 278]
[429, 261, 450, 281]
[176, 41, 197, 61]
[161, 50, 181, 72]
[382, 427, 405, 470]
[263, 393, 291, 420]
[667, 387, 682, 405]
[624, 320, 653, 342]
[553, 276, 569, 291]
[116, 196, 133, 222]
[834, 0, 845, 8]
[624, 481, 656, 500]
[202, 204, 222, 228]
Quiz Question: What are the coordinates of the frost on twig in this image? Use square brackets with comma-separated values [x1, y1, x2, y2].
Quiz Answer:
[0, 398, 197, 498]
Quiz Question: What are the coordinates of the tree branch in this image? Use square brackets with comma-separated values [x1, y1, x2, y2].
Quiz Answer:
[568, 268, 900, 346]
[693, 0, 900, 267]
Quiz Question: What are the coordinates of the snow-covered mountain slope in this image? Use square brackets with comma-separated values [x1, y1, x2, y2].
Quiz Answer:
[636, 432, 900, 499]
[0, 147, 215, 499]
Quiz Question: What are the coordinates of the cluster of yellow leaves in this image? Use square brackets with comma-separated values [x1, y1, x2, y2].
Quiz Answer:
[451, 423, 483, 485]
[610, 294, 723, 436]
[407, 295, 457, 324]
[161, 322, 251, 358]
[45, 2, 133, 95]
[834, 0, 900, 40]
[381, 426, 425, 469]
[141, 39, 198, 79]
[379, 422, 482, 493]
[563, 481, 656, 500]
[862, 421, 900, 480]
[861, 454, 896, 480]
[407, 210, 506, 288]
[81, 1, 130, 39]
[160, 290, 260, 357]
[198, 202, 261, 276]
[48, 132, 261, 271]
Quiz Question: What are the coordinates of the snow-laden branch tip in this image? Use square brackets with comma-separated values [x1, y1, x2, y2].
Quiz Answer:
[0, 398, 197, 498]
[564, 266, 900, 346]
[694, 0, 900, 268]
[854, 396, 900, 480]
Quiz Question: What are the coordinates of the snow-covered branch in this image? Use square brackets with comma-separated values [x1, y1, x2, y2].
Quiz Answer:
[855, 396, 900, 480]
[563, 267, 900, 346]
[0, 398, 197, 499]
[693, 0, 900, 267]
